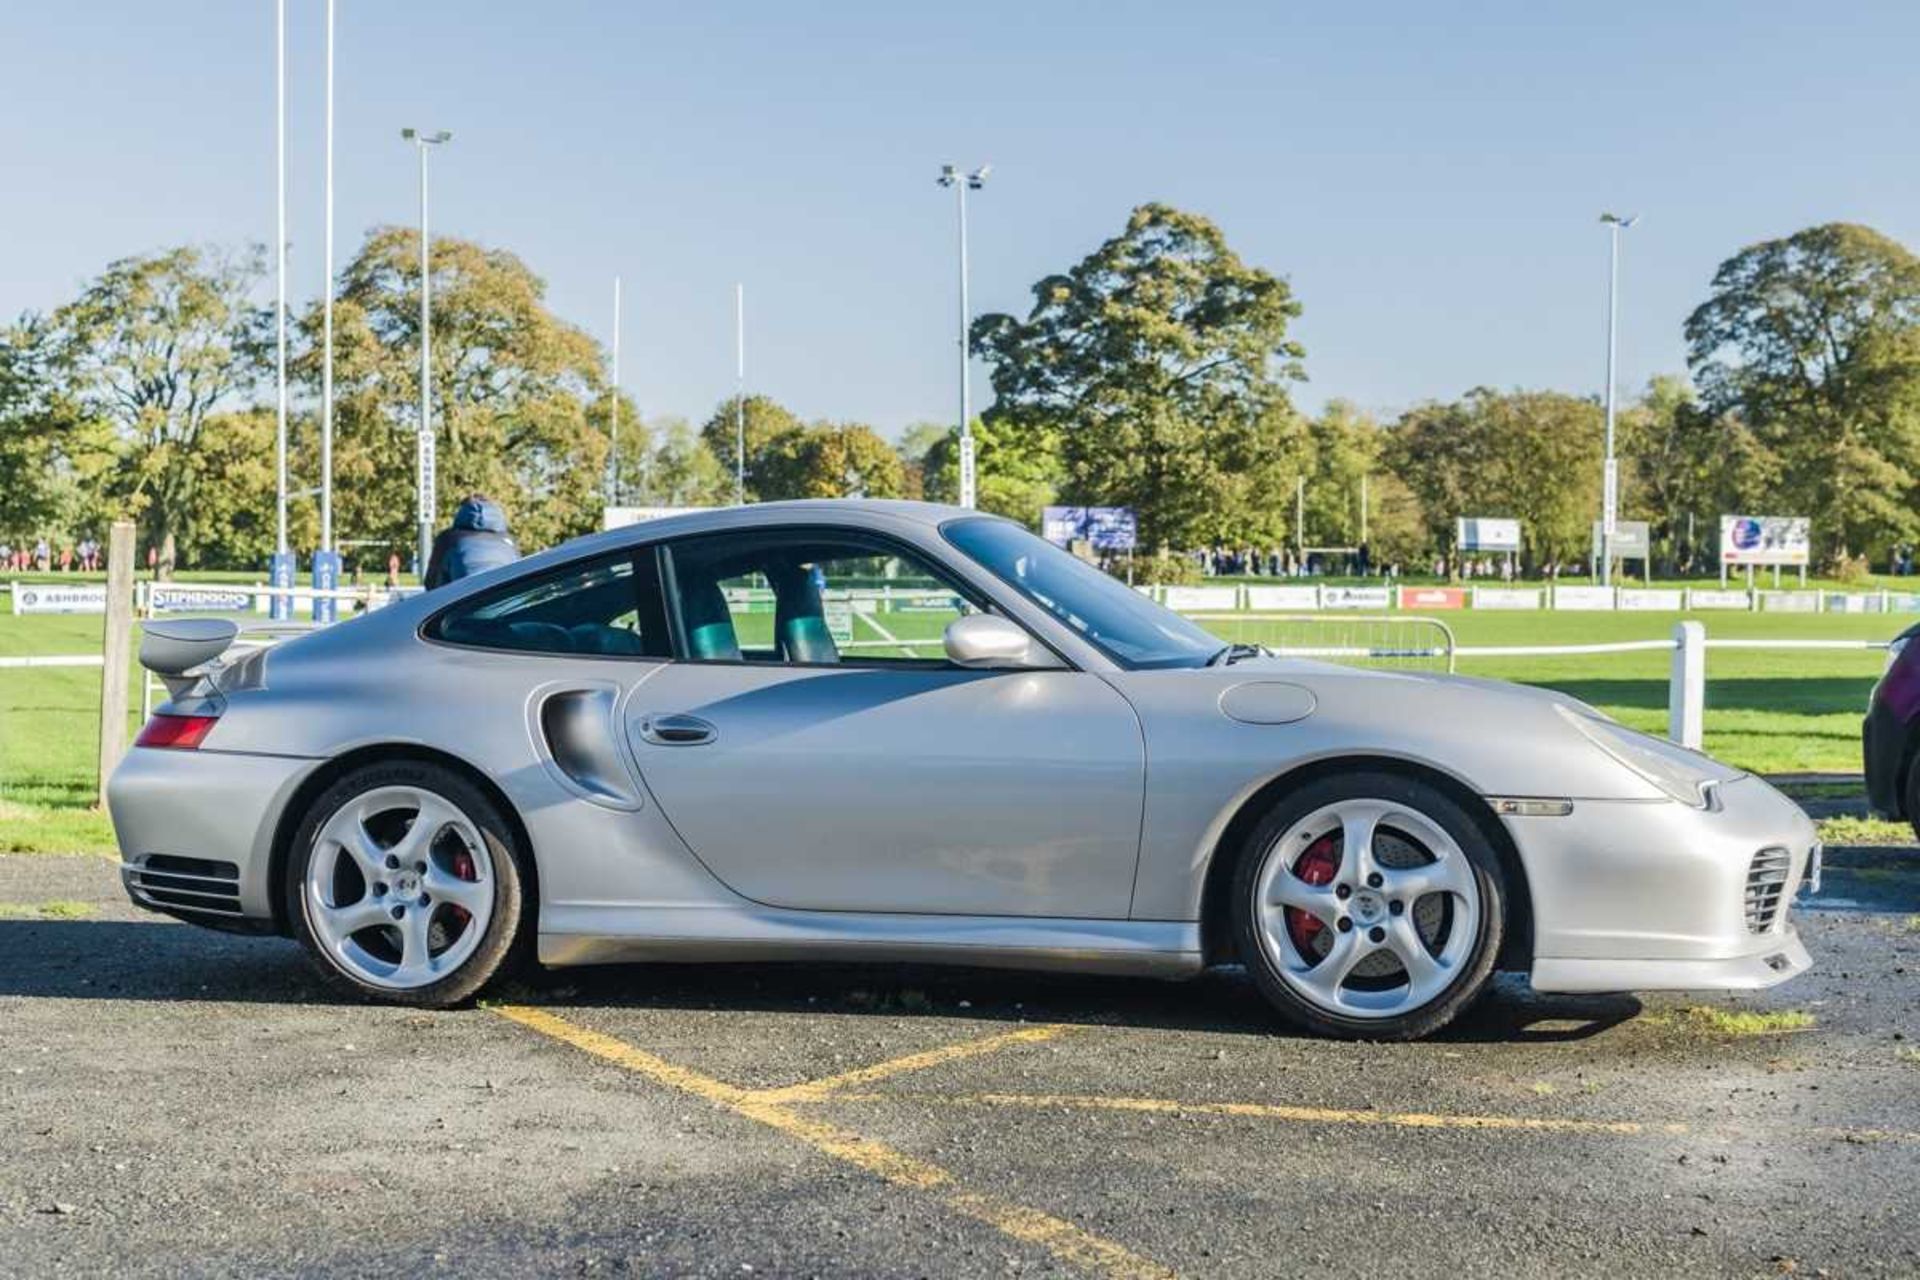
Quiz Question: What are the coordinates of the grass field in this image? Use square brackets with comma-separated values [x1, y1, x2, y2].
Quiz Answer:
[1, 583, 1905, 857]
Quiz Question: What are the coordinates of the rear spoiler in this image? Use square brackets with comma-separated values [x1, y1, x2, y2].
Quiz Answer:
[140, 618, 240, 698]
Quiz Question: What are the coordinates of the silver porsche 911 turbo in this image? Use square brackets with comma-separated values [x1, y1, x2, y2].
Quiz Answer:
[109, 501, 1819, 1039]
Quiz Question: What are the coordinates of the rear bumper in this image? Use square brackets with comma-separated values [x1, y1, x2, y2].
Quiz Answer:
[1506, 775, 1819, 993]
[107, 747, 319, 929]
[1863, 698, 1907, 820]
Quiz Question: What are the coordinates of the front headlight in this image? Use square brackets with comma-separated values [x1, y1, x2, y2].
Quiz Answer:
[1887, 634, 1910, 675]
[1557, 706, 1732, 808]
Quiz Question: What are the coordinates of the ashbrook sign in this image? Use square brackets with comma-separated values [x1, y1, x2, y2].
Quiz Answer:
[10, 583, 108, 615]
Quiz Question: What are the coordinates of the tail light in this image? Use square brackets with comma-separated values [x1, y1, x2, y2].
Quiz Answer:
[134, 713, 220, 750]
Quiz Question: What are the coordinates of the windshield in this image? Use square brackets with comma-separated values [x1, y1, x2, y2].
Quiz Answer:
[942, 517, 1223, 669]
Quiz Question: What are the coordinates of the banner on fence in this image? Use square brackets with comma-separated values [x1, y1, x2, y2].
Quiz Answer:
[1473, 587, 1541, 610]
[1552, 586, 1616, 611]
[1617, 588, 1683, 611]
[1592, 520, 1651, 561]
[1456, 517, 1521, 552]
[149, 583, 254, 614]
[1321, 585, 1392, 610]
[1686, 588, 1749, 610]
[1399, 586, 1465, 610]
[1889, 593, 1920, 614]
[1720, 515, 1810, 566]
[1823, 592, 1884, 615]
[10, 582, 108, 615]
[1164, 585, 1238, 611]
[1758, 590, 1821, 613]
[1246, 585, 1320, 610]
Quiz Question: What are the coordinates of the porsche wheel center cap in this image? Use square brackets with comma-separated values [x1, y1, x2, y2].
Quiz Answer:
[1352, 891, 1386, 925]
[394, 872, 421, 898]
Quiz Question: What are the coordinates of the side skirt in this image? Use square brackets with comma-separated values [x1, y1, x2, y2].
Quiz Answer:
[538, 903, 1203, 979]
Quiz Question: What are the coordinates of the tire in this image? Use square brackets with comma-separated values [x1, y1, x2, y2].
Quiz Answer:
[285, 759, 530, 1007]
[1905, 758, 1920, 846]
[1230, 770, 1504, 1041]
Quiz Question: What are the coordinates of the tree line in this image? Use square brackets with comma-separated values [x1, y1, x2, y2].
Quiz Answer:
[4, 210, 1917, 574]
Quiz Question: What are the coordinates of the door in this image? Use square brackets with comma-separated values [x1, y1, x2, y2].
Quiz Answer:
[627, 526, 1146, 919]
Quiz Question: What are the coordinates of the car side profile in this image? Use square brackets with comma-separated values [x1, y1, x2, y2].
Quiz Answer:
[109, 501, 1820, 1040]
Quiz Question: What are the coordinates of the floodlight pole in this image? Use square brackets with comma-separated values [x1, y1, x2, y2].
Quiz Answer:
[274, 0, 287, 559]
[403, 128, 453, 572]
[734, 283, 746, 505]
[1599, 213, 1637, 587]
[939, 163, 989, 508]
[608, 275, 621, 507]
[321, 0, 335, 558]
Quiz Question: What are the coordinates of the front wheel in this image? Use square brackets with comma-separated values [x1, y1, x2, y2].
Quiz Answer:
[285, 760, 530, 1007]
[1231, 771, 1504, 1040]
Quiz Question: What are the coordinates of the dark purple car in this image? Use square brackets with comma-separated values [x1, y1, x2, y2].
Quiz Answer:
[1864, 621, 1920, 835]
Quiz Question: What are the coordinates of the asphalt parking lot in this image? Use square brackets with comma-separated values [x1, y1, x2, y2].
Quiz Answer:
[3, 851, 1917, 1279]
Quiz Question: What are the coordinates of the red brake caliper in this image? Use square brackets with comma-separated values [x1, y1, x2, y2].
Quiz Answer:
[1285, 835, 1340, 954]
[448, 850, 477, 929]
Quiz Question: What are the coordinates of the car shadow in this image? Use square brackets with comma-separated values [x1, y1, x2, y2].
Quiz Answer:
[0, 919, 1640, 1042]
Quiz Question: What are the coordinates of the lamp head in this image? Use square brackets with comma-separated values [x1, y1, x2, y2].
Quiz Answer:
[938, 164, 957, 187]
[1599, 212, 1639, 228]
[967, 163, 991, 189]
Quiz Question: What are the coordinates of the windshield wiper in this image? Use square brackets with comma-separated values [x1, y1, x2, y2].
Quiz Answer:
[1206, 642, 1264, 667]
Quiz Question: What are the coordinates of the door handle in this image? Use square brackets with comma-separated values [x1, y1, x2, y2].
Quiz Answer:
[637, 713, 717, 746]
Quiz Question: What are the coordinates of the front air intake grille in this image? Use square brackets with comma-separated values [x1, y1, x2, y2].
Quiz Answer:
[126, 854, 243, 919]
[1744, 847, 1792, 933]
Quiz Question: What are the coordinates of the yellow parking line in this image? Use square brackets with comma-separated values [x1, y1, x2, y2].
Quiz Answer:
[491, 1006, 1176, 1280]
[753, 1023, 1077, 1103]
[820, 1089, 1688, 1136]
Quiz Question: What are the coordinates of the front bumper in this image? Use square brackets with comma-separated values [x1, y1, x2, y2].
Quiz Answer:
[1506, 774, 1819, 994]
[107, 746, 319, 930]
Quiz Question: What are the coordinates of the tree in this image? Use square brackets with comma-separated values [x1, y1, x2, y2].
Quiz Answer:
[51, 245, 268, 566]
[1622, 375, 1778, 572]
[919, 417, 1063, 527]
[1686, 223, 1920, 562]
[0, 317, 109, 541]
[699, 394, 803, 501]
[895, 421, 950, 500]
[1301, 402, 1427, 568]
[754, 421, 907, 500]
[972, 203, 1307, 549]
[646, 416, 736, 508]
[302, 227, 609, 557]
[1388, 388, 1603, 568]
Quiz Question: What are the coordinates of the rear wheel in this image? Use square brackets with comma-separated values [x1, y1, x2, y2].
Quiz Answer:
[1231, 771, 1504, 1040]
[1905, 757, 1920, 844]
[286, 760, 529, 1007]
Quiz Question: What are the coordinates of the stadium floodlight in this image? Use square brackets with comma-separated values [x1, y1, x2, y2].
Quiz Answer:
[937, 162, 991, 508]
[403, 127, 454, 572]
[1598, 212, 1638, 588]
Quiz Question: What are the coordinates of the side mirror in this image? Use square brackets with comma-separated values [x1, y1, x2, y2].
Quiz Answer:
[943, 613, 1039, 668]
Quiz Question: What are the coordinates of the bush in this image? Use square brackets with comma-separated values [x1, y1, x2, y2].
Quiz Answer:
[1129, 552, 1201, 586]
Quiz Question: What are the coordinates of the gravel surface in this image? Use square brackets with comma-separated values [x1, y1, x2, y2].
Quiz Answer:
[2, 853, 1916, 1278]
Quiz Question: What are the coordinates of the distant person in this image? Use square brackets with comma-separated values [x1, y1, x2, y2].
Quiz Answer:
[386, 550, 401, 589]
[424, 494, 519, 590]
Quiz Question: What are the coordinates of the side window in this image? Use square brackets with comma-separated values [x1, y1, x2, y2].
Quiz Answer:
[666, 530, 980, 666]
[430, 551, 670, 658]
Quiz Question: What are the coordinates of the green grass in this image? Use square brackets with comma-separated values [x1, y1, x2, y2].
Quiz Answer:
[1650, 1006, 1817, 1037]
[1, 586, 1906, 856]
[0, 899, 94, 920]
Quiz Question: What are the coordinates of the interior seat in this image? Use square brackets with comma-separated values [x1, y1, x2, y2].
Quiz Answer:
[680, 576, 742, 661]
[768, 560, 840, 664]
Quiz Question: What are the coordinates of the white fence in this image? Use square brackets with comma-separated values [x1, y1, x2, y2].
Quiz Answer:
[1133, 581, 1920, 615]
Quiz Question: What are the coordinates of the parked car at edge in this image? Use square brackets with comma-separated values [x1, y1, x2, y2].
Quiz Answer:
[110, 501, 1820, 1041]
[1864, 620, 1920, 837]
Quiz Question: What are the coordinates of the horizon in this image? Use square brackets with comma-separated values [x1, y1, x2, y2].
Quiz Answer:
[4, 1, 1919, 437]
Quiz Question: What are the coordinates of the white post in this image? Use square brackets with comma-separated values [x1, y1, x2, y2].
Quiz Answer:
[274, 0, 287, 558]
[734, 282, 746, 505]
[416, 139, 433, 572]
[608, 275, 621, 506]
[321, 0, 335, 556]
[1669, 620, 1705, 749]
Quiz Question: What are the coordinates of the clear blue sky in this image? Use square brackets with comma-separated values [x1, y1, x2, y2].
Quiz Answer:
[4, 1, 1918, 437]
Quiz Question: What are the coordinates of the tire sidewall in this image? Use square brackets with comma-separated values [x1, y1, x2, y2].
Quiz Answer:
[1231, 770, 1505, 1041]
[285, 760, 529, 1007]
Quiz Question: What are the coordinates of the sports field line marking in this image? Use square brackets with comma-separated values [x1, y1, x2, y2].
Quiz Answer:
[491, 1006, 1175, 1280]
[752, 1023, 1077, 1103]
[815, 1090, 1920, 1144]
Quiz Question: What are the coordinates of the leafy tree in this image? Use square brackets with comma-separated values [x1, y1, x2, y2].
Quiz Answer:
[647, 415, 736, 508]
[699, 394, 803, 502]
[0, 317, 110, 541]
[895, 421, 950, 500]
[1686, 223, 1920, 562]
[1388, 388, 1602, 568]
[1622, 375, 1778, 572]
[919, 417, 1063, 527]
[755, 421, 907, 500]
[1304, 402, 1426, 567]
[50, 246, 269, 566]
[972, 203, 1306, 549]
[301, 227, 609, 557]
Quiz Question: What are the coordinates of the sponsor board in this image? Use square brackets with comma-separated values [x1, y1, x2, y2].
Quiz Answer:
[149, 583, 254, 614]
[823, 597, 855, 645]
[1245, 585, 1321, 610]
[1721, 515, 1810, 566]
[1552, 586, 1616, 611]
[1758, 590, 1820, 613]
[1685, 589, 1750, 610]
[10, 582, 108, 614]
[1163, 585, 1239, 611]
[1398, 586, 1464, 610]
[1592, 519, 1651, 560]
[1616, 588, 1683, 612]
[1456, 517, 1521, 552]
[1473, 587, 1541, 610]
[1888, 593, 1920, 614]
[1823, 592, 1884, 615]
[604, 504, 716, 531]
[1042, 505, 1138, 551]
[1321, 585, 1392, 610]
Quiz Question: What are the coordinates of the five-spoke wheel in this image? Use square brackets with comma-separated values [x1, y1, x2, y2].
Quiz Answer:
[287, 761, 528, 1006]
[1233, 772, 1504, 1040]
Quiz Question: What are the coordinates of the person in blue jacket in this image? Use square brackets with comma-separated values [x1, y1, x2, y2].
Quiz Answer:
[423, 494, 519, 589]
